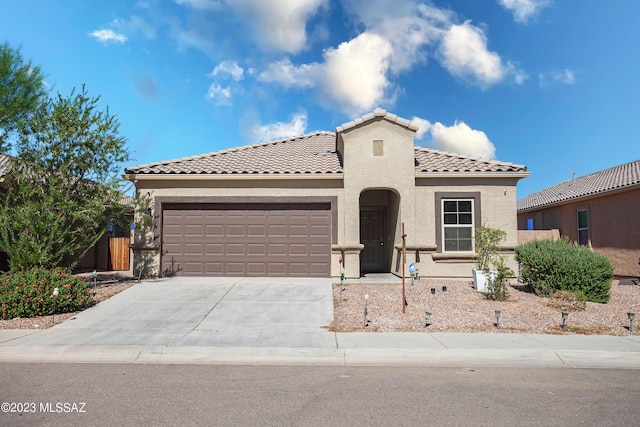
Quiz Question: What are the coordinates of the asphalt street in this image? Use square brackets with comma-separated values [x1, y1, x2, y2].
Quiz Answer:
[1, 364, 638, 427]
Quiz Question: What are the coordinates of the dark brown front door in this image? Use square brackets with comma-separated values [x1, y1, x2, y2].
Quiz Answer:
[360, 208, 386, 274]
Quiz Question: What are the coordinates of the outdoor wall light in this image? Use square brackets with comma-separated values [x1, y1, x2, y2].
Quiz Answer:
[442, 285, 447, 292]
[495, 309, 502, 328]
[430, 288, 436, 295]
[627, 311, 636, 333]
[424, 310, 432, 328]
[561, 310, 569, 329]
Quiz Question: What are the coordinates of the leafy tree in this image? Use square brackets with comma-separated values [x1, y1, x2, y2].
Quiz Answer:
[0, 84, 131, 271]
[0, 42, 47, 152]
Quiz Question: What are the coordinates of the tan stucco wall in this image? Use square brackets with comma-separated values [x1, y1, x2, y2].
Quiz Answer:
[337, 118, 418, 278]
[412, 178, 521, 278]
[130, 119, 526, 280]
[133, 178, 345, 277]
[517, 187, 640, 277]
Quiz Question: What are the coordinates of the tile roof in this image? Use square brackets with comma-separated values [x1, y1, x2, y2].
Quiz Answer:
[126, 134, 527, 176]
[0, 154, 11, 176]
[414, 148, 527, 173]
[125, 132, 343, 175]
[336, 108, 420, 133]
[517, 159, 640, 211]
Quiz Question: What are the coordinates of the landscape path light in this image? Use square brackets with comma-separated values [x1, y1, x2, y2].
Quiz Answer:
[49, 287, 59, 326]
[495, 309, 502, 328]
[423, 310, 432, 328]
[627, 311, 636, 333]
[561, 310, 569, 329]
[363, 294, 370, 327]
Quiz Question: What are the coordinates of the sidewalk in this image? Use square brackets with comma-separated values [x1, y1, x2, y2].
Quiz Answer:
[1, 276, 638, 369]
[1, 328, 639, 368]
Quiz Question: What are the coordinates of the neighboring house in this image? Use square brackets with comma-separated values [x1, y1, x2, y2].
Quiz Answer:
[517, 160, 640, 277]
[125, 109, 529, 279]
[0, 154, 133, 273]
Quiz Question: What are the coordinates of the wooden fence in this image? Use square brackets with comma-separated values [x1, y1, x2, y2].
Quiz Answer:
[109, 237, 130, 271]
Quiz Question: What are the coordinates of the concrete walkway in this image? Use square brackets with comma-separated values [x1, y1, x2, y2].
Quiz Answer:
[1, 277, 639, 368]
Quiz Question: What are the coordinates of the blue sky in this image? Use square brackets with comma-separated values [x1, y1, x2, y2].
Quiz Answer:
[1, 0, 638, 198]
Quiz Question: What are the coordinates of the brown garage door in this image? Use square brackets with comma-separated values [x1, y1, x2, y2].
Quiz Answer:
[161, 203, 331, 277]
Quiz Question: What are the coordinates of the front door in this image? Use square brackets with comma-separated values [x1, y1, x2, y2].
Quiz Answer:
[360, 208, 386, 274]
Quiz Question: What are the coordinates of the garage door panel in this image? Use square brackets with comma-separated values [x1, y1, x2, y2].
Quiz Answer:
[162, 203, 331, 277]
[206, 244, 223, 255]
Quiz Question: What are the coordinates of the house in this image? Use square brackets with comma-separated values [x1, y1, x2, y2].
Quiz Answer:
[517, 160, 640, 277]
[125, 109, 529, 279]
[0, 154, 133, 273]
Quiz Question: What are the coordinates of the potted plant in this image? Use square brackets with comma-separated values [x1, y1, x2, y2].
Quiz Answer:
[473, 225, 507, 292]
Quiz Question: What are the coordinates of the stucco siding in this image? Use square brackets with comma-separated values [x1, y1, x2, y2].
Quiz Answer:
[517, 187, 640, 276]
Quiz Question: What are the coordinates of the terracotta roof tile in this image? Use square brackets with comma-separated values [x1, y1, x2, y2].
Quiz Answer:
[414, 148, 527, 173]
[0, 154, 10, 176]
[125, 132, 343, 175]
[517, 159, 640, 211]
[125, 111, 528, 177]
[336, 108, 420, 133]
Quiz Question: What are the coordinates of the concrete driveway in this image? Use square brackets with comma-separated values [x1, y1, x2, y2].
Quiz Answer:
[7, 277, 336, 348]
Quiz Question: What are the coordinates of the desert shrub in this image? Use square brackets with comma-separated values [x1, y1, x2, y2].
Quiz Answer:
[515, 238, 613, 303]
[485, 255, 513, 301]
[0, 267, 92, 319]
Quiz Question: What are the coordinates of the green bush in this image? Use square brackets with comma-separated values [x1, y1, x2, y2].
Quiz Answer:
[515, 238, 613, 303]
[0, 267, 93, 319]
[485, 255, 513, 301]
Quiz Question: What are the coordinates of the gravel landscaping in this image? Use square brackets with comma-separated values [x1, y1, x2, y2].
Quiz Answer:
[2, 273, 639, 336]
[331, 278, 640, 336]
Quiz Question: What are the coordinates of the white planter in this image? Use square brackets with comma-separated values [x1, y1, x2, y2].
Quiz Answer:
[473, 269, 497, 292]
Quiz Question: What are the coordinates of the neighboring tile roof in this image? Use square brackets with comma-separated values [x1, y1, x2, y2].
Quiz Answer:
[414, 148, 527, 173]
[517, 160, 640, 211]
[125, 132, 343, 175]
[0, 154, 10, 176]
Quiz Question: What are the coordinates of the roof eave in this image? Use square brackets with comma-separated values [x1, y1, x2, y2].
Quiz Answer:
[416, 171, 530, 179]
[517, 182, 640, 213]
[124, 172, 344, 181]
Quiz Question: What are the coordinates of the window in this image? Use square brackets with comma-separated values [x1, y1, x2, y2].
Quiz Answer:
[442, 199, 474, 251]
[577, 210, 588, 245]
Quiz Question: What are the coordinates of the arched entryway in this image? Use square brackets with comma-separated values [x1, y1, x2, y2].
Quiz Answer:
[359, 189, 400, 275]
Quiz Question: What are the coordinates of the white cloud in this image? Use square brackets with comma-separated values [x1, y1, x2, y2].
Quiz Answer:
[342, 1, 450, 74]
[117, 16, 156, 40]
[539, 69, 576, 88]
[174, 0, 222, 10]
[319, 33, 392, 114]
[249, 112, 308, 143]
[499, 0, 549, 23]
[209, 60, 244, 81]
[174, 28, 217, 57]
[438, 21, 527, 88]
[226, 0, 326, 53]
[205, 84, 232, 105]
[411, 116, 432, 140]
[414, 116, 496, 159]
[89, 29, 127, 44]
[259, 32, 393, 115]
[258, 58, 316, 88]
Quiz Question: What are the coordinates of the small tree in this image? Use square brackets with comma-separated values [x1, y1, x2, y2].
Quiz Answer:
[0, 85, 131, 271]
[0, 42, 47, 152]
[474, 225, 507, 271]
